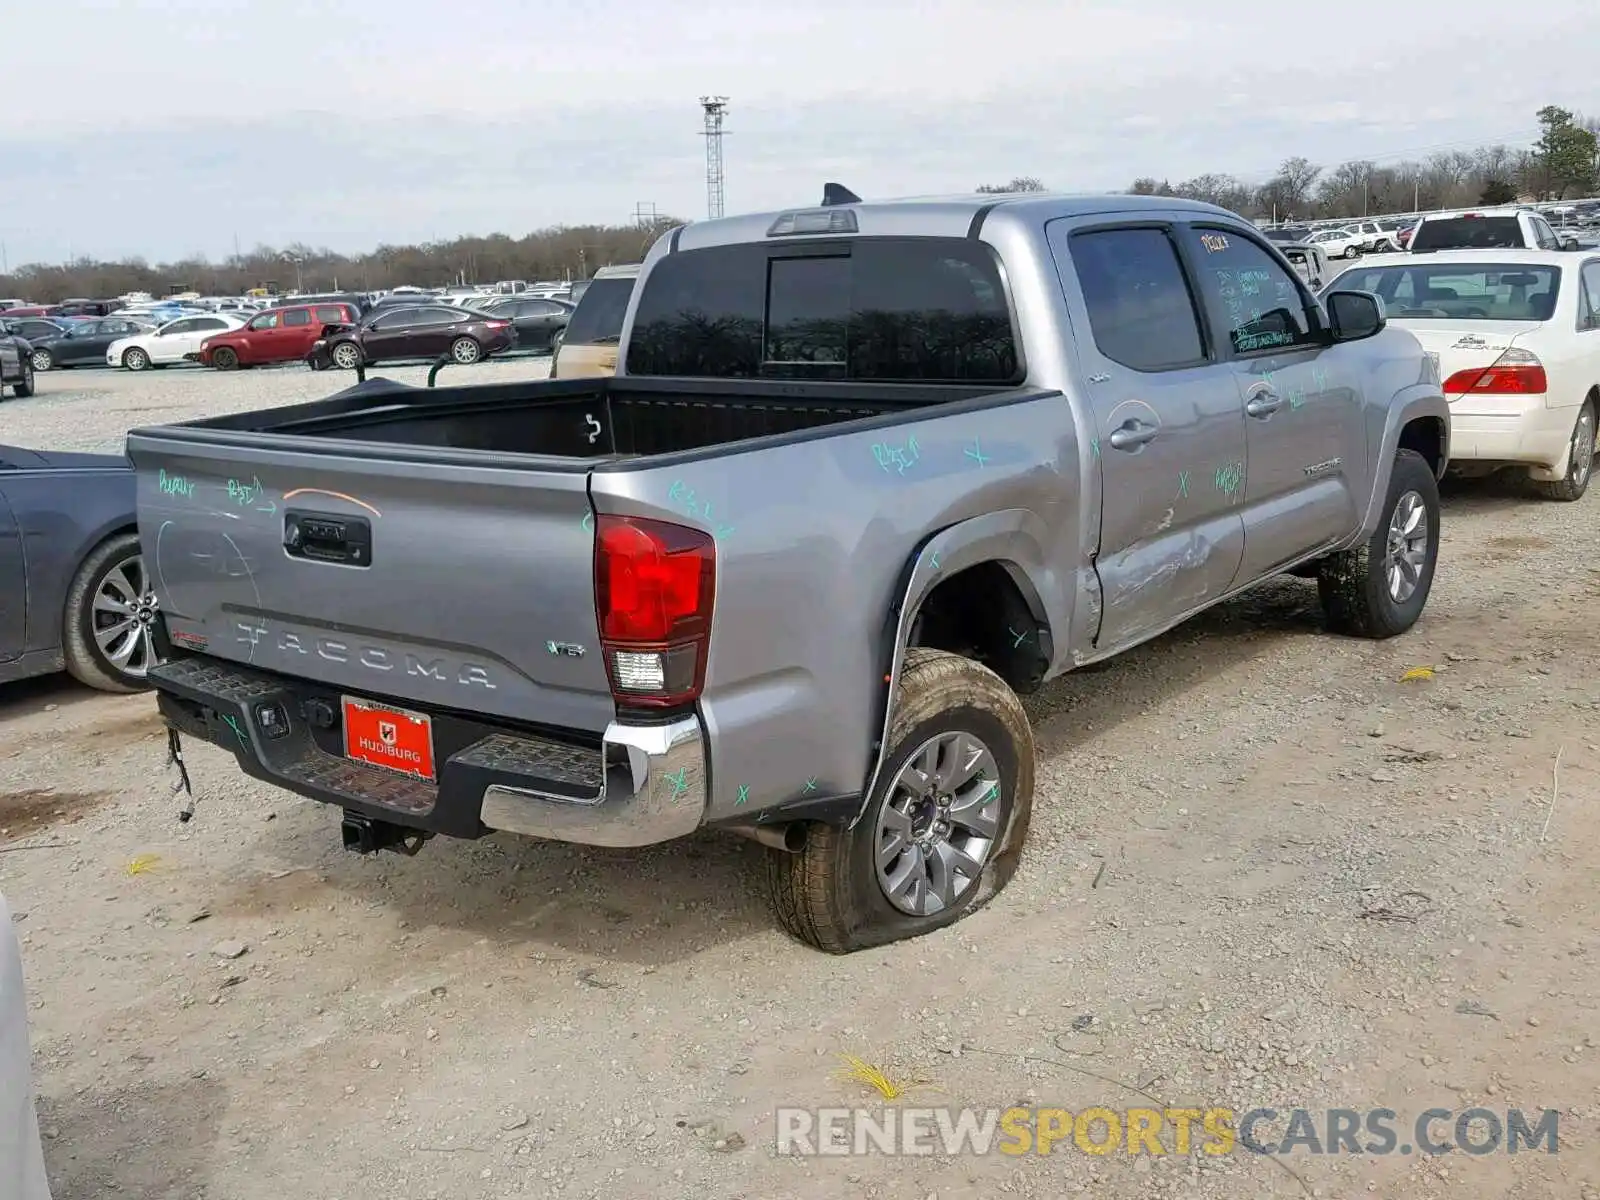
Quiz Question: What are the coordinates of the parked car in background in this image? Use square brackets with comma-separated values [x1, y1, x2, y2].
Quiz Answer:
[1308, 228, 1366, 259]
[0, 306, 50, 318]
[197, 303, 361, 369]
[1262, 226, 1314, 245]
[548, 263, 639, 378]
[0, 442, 157, 690]
[318, 305, 515, 369]
[1347, 220, 1403, 253]
[106, 313, 247, 371]
[46, 298, 114, 318]
[477, 295, 574, 352]
[1324, 249, 1599, 499]
[1408, 208, 1567, 253]
[0, 330, 37, 399]
[1280, 240, 1331, 290]
[28, 316, 154, 370]
[128, 192, 1449, 951]
[1, 317, 73, 346]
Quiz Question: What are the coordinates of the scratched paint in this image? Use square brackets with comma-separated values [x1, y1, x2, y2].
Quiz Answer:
[871, 435, 920, 475]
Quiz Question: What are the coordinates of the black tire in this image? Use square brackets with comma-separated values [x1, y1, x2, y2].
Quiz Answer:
[331, 341, 362, 370]
[61, 532, 163, 693]
[13, 360, 34, 398]
[1317, 448, 1439, 639]
[450, 336, 482, 364]
[766, 647, 1035, 953]
[30, 349, 52, 371]
[1529, 398, 1595, 502]
[123, 346, 150, 371]
[211, 346, 239, 371]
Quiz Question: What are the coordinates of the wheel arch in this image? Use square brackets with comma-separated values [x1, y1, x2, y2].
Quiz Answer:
[1357, 384, 1450, 540]
[850, 509, 1062, 831]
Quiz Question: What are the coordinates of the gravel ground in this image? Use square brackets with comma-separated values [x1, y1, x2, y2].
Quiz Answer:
[2, 362, 1598, 1200]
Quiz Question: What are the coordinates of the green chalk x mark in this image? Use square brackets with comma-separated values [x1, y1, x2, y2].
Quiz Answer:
[221, 714, 249, 750]
[1008, 626, 1029, 648]
[803, 778, 819, 794]
[964, 439, 990, 467]
[736, 784, 750, 806]
[1177, 469, 1190, 498]
[664, 768, 689, 800]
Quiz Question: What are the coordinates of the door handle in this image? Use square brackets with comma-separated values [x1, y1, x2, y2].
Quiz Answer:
[1246, 390, 1283, 418]
[1108, 418, 1160, 451]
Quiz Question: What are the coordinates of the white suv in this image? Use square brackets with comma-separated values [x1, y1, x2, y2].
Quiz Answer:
[1409, 208, 1567, 253]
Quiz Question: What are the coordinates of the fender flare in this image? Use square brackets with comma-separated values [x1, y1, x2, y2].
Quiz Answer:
[1356, 383, 1450, 540]
[848, 507, 1059, 831]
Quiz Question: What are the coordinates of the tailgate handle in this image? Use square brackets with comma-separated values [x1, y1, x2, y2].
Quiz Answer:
[284, 509, 372, 566]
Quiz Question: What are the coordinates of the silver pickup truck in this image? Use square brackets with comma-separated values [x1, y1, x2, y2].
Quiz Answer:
[128, 191, 1450, 953]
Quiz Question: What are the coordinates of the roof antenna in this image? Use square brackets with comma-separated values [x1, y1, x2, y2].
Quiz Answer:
[821, 183, 861, 207]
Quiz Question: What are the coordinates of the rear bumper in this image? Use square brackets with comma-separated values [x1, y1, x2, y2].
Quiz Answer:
[150, 654, 707, 848]
[1446, 395, 1571, 467]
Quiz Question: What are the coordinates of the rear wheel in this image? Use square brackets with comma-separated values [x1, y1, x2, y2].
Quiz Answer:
[30, 349, 52, 371]
[331, 341, 362, 370]
[62, 532, 164, 693]
[450, 336, 482, 364]
[765, 648, 1035, 953]
[1529, 399, 1595, 502]
[211, 346, 239, 371]
[1317, 448, 1439, 638]
[123, 346, 150, 371]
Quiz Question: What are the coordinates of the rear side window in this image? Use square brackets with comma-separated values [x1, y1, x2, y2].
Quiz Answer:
[1411, 217, 1525, 251]
[1068, 228, 1205, 371]
[625, 238, 1019, 381]
[315, 305, 347, 323]
[283, 308, 312, 327]
[561, 278, 634, 346]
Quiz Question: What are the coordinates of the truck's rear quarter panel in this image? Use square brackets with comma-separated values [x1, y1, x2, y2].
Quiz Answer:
[590, 392, 1079, 825]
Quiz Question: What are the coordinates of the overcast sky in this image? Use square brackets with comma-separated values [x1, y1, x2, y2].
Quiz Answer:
[3, 0, 1597, 267]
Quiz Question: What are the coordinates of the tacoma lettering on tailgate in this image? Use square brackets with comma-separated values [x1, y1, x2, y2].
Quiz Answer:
[234, 621, 498, 690]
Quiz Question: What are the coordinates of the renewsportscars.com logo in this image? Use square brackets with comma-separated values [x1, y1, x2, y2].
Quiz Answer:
[775, 1106, 1561, 1158]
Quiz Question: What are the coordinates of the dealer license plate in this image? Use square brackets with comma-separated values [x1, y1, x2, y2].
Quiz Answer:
[341, 695, 436, 782]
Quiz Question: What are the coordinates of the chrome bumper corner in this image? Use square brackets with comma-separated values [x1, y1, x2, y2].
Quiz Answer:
[479, 716, 707, 848]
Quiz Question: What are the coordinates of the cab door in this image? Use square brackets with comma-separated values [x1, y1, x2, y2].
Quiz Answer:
[1045, 220, 1247, 649]
[1179, 223, 1369, 581]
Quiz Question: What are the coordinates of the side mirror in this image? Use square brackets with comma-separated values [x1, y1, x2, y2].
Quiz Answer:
[1325, 290, 1386, 343]
[1562, 238, 1580, 251]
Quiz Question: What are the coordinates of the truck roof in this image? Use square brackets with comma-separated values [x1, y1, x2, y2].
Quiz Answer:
[671, 191, 1238, 251]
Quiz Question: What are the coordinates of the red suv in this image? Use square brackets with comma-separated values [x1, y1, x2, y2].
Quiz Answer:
[198, 303, 360, 369]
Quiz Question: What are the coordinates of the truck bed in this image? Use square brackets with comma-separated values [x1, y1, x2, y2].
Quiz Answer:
[173, 374, 1012, 463]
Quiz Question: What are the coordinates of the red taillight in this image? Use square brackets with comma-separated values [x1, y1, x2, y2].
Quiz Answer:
[593, 514, 715, 707]
[1442, 348, 1547, 396]
[484, 319, 511, 329]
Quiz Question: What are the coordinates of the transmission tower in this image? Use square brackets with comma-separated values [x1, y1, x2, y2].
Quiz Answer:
[700, 96, 729, 219]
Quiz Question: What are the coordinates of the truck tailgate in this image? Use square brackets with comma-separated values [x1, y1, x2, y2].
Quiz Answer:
[127, 433, 615, 733]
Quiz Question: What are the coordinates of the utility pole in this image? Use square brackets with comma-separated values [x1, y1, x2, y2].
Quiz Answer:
[700, 96, 728, 219]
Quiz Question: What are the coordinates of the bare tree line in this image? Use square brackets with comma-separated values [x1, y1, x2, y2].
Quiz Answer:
[2, 217, 683, 305]
[978, 108, 1600, 224]
[9, 108, 1598, 305]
